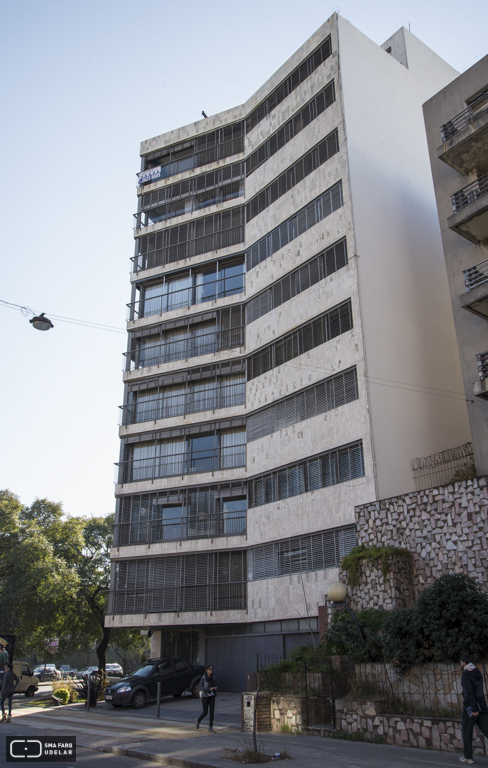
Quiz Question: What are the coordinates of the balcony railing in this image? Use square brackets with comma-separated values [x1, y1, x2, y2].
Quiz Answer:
[124, 326, 245, 371]
[113, 512, 246, 546]
[441, 89, 488, 141]
[477, 350, 488, 380]
[108, 582, 247, 615]
[464, 258, 488, 291]
[132, 225, 245, 273]
[127, 274, 244, 320]
[137, 137, 245, 187]
[134, 182, 244, 228]
[116, 446, 246, 484]
[119, 381, 246, 426]
[451, 173, 488, 213]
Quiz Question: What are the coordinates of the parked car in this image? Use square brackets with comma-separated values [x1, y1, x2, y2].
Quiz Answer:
[0, 663, 39, 697]
[59, 665, 77, 679]
[77, 666, 99, 679]
[106, 663, 124, 678]
[32, 664, 61, 682]
[105, 657, 205, 709]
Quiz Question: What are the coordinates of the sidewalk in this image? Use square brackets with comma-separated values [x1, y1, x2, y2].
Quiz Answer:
[3, 699, 488, 768]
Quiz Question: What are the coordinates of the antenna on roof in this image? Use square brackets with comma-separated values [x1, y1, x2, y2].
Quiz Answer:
[202, 111, 208, 119]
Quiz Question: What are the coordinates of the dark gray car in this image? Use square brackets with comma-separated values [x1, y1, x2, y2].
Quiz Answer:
[105, 656, 205, 709]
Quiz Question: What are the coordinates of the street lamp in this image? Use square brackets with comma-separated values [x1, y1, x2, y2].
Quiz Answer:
[29, 312, 54, 331]
[327, 582, 367, 647]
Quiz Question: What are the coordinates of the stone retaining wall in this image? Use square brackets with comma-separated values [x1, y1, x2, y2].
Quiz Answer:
[339, 553, 415, 611]
[336, 699, 487, 755]
[354, 477, 488, 595]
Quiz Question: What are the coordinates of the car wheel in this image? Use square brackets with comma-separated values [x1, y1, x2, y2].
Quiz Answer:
[172, 693, 182, 697]
[131, 691, 147, 709]
[191, 682, 200, 699]
[25, 687, 36, 698]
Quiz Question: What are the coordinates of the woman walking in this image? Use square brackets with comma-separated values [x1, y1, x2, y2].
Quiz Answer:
[195, 665, 217, 733]
[1, 663, 19, 723]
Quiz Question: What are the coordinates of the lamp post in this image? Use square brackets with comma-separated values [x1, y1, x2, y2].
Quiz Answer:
[326, 582, 367, 647]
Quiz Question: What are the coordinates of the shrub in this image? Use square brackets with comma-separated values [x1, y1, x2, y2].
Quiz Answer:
[322, 608, 390, 662]
[54, 688, 70, 705]
[51, 679, 77, 704]
[340, 544, 412, 586]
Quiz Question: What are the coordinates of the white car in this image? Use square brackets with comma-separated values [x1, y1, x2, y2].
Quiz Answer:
[77, 666, 99, 678]
[106, 663, 124, 677]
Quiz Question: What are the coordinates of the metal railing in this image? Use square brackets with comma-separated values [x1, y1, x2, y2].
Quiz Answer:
[113, 512, 246, 546]
[441, 89, 488, 141]
[464, 257, 488, 291]
[124, 326, 245, 371]
[132, 225, 245, 272]
[134, 182, 244, 228]
[108, 582, 247, 615]
[116, 446, 246, 484]
[412, 442, 474, 491]
[477, 350, 488, 379]
[119, 381, 245, 425]
[451, 172, 488, 213]
[137, 137, 245, 187]
[127, 274, 244, 320]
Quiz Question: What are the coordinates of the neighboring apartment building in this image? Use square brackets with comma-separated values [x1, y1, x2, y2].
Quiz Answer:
[106, 15, 471, 692]
[423, 58, 488, 478]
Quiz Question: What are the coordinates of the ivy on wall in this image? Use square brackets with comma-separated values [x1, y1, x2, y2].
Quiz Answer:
[340, 544, 413, 586]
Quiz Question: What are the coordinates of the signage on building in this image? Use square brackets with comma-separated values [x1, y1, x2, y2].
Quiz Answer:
[138, 167, 161, 185]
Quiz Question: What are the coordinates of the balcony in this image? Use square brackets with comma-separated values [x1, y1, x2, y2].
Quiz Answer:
[113, 511, 246, 547]
[127, 273, 244, 321]
[460, 258, 488, 319]
[475, 351, 488, 400]
[448, 173, 488, 242]
[124, 326, 245, 371]
[116, 445, 246, 485]
[120, 380, 245, 426]
[438, 89, 488, 175]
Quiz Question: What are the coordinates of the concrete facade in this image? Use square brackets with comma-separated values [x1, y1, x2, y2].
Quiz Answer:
[107, 15, 471, 692]
[423, 59, 488, 477]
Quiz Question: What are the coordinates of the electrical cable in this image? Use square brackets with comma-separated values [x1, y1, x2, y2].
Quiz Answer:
[0, 299, 126, 334]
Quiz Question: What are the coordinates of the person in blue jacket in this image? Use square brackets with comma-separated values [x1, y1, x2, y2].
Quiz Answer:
[460, 655, 488, 764]
[1, 663, 19, 724]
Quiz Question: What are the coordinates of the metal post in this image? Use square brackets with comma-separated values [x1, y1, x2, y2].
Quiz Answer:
[304, 660, 309, 727]
[329, 659, 336, 730]
[156, 682, 161, 719]
[86, 675, 91, 712]
[252, 684, 261, 753]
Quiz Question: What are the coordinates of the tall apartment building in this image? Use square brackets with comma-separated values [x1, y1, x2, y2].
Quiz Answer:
[423, 58, 488, 477]
[107, 15, 471, 692]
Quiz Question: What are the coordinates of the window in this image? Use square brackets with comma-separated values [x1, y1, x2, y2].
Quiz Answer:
[246, 181, 343, 270]
[248, 441, 365, 508]
[221, 496, 247, 535]
[246, 130, 339, 222]
[246, 81, 335, 176]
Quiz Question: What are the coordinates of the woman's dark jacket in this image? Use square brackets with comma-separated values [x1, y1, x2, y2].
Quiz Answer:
[1, 669, 19, 696]
[462, 665, 488, 713]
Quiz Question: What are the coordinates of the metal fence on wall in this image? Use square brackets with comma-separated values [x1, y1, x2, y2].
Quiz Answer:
[257, 656, 488, 724]
[411, 442, 475, 491]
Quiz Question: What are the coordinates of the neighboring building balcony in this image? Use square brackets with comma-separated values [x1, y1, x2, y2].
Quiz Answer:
[460, 257, 488, 319]
[448, 173, 488, 242]
[438, 89, 488, 175]
[475, 350, 488, 400]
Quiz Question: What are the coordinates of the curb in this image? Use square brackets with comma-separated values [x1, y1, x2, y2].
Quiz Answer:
[80, 742, 222, 767]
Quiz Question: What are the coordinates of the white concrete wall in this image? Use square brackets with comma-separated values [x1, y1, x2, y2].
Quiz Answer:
[337, 17, 471, 499]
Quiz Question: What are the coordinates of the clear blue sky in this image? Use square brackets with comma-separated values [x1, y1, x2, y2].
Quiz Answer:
[0, 0, 486, 518]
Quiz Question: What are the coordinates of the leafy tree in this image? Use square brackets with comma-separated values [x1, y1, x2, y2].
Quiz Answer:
[0, 490, 144, 669]
[323, 608, 389, 662]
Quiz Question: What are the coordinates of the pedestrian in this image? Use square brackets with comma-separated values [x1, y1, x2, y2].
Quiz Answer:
[195, 664, 217, 733]
[1, 663, 19, 724]
[459, 654, 488, 764]
[0, 645, 8, 665]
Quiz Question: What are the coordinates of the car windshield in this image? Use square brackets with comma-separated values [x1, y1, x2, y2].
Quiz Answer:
[131, 663, 156, 678]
